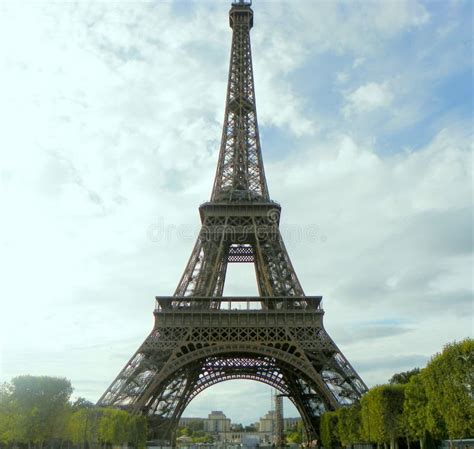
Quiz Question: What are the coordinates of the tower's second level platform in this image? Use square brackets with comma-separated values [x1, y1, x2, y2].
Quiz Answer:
[153, 296, 324, 329]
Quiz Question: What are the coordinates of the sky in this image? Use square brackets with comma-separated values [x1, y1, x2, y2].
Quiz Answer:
[0, 0, 472, 425]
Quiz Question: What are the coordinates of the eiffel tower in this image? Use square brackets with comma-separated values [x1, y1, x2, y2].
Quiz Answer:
[98, 0, 367, 440]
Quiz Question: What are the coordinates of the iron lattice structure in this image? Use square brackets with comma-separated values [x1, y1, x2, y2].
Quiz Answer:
[98, 0, 367, 440]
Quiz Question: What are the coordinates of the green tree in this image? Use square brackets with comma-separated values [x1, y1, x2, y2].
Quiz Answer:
[72, 397, 95, 410]
[0, 383, 20, 444]
[337, 403, 361, 445]
[389, 369, 421, 385]
[127, 415, 148, 449]
[403, 374, 429, 449]
[423, 338, 474, 438]
[360, 392, 377, 444]
[179, 427, 191, 436]
[191, 429, 206, 438]
[67, 408, 101, 448]
[192, 434, 214, 444]
[360, 385, 405, 449]
[11, 375, 73, 447]
[97, 408, 131, 447]
[320, 411, 339, 449]
[286, 420, 304, 444]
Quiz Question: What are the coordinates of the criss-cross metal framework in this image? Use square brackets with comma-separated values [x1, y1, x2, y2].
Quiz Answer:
[212, 1, 268, 203]
[98, 0, 367, 441]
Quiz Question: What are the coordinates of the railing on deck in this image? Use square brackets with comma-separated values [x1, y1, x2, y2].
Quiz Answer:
[154, 296, 323, 312]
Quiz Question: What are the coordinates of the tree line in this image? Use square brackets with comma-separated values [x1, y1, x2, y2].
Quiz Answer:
[320, 338, 473, 449]
[0, 376, 147, 448]
[177, 423, 214, 444]
[0, 338, 471, 448]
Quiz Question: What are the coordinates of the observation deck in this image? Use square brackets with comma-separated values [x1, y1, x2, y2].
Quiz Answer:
[154, 296, 324, 329]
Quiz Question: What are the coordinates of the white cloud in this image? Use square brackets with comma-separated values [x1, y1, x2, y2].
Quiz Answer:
[261, 0, 429, 56]
[343, 81, 394, 116]
[269, 123, 472, 386]
[352, 57, 366, 68]
[336, 71, 350, 84]
[372, 0, 430, 33]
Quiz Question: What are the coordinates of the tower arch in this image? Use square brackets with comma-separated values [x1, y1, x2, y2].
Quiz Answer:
[142, 350, 329, 441]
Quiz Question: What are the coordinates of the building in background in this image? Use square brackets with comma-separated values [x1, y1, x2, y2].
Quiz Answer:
[179, 410, 302, 446]
[178, 417, 205, 428]
[258, 410, 276, 433]
[203, 411, 232, 433]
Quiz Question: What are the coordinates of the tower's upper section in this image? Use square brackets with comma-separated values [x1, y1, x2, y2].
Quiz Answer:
[229, 0, 253, 29]
[211, 0, 269, 203]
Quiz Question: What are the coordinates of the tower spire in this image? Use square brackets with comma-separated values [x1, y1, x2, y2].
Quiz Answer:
[211, 0, 269, 202]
